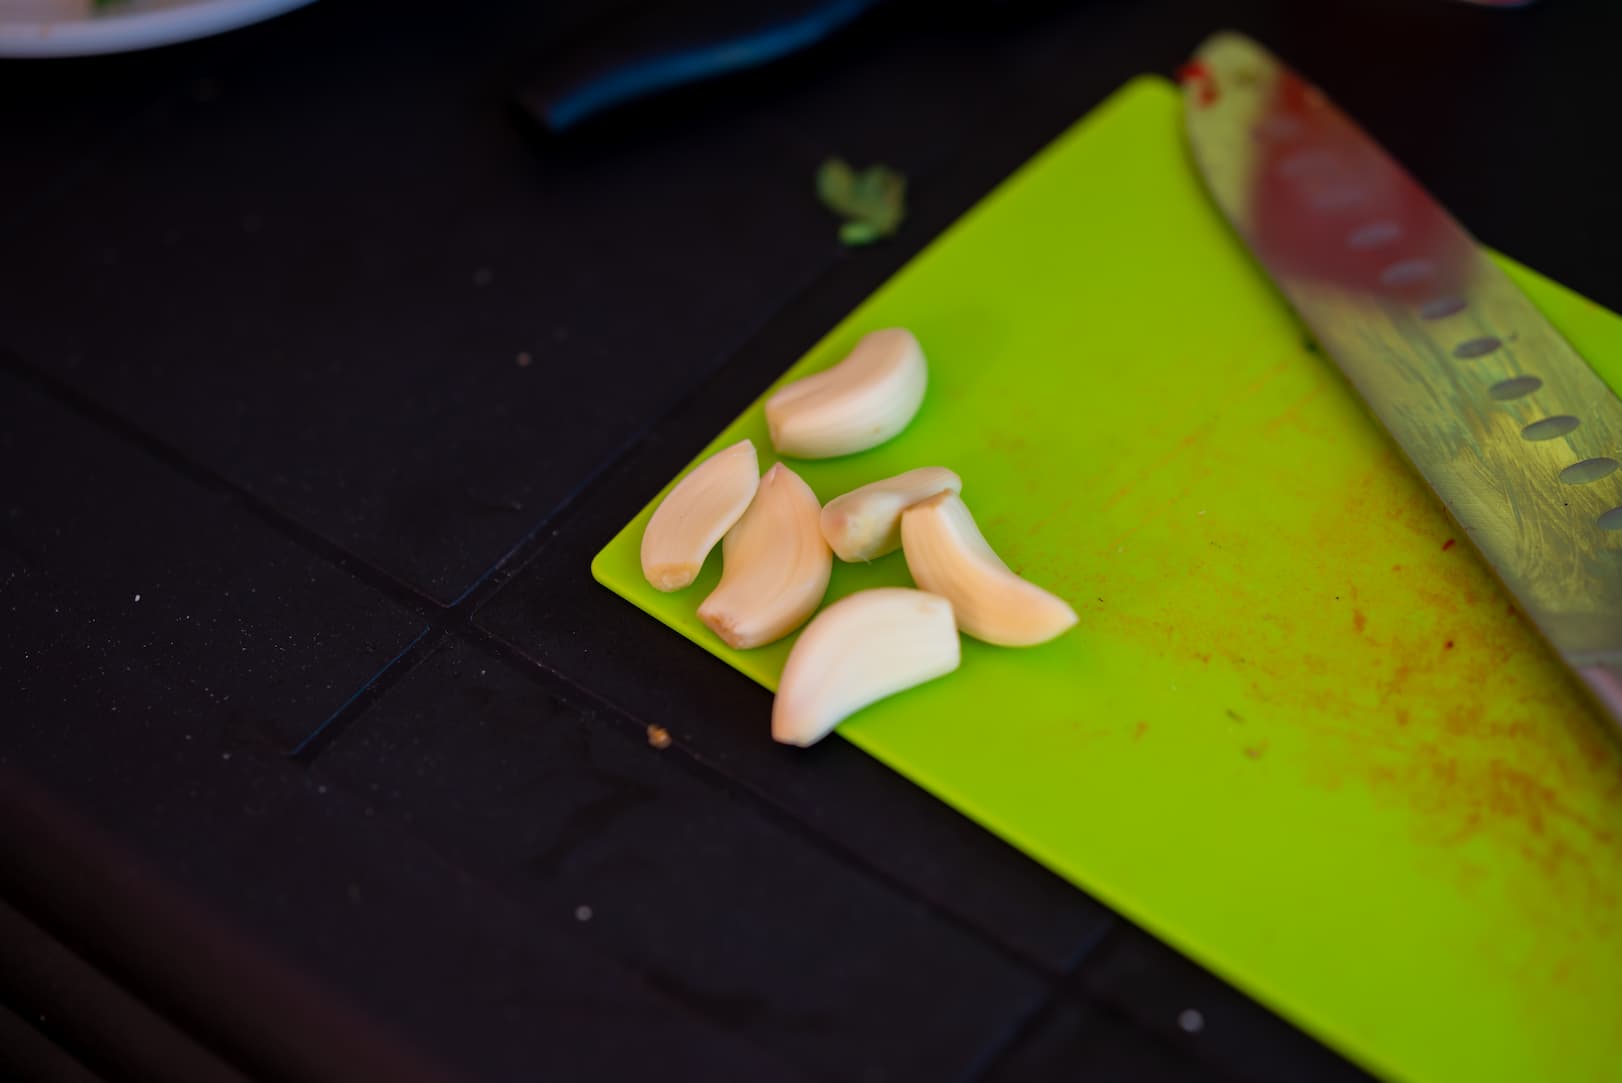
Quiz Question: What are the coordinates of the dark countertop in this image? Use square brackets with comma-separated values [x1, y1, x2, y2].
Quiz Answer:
[2, 1, 1617, 1079]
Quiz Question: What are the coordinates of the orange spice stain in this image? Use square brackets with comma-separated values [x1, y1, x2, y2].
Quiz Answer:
[1100, 355, 1292, 514]
[1262, 384, 1329, 435]
[1086, 442, 1622, 981]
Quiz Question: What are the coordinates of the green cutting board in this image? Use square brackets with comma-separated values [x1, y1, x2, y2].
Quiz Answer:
[593, 76, 1622, 1083]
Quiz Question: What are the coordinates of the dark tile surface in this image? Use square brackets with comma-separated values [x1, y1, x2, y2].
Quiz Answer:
[985, 995, 1223, 1083]
[0, 897, 250, 1083]
[0, 1000, 105, 1083]
[0, 368, 789, 1078]
[315, 635, 1050, 1083]
[1076, 927, 1376, 1083]
[0, 371, 799, 1076]
[0, 366, 422, 753]
[0, 42, 206, 233]
[1, 746, 815, 1083]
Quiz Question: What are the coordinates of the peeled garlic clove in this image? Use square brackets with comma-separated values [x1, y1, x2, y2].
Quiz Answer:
[698, 463, 832, 649]
[820, 466, 963, 562]
[901, 491, 1077, 647]
[772, 588, 960, 747]
[765, 328, 928, 459]
[640, 439, 760, 591]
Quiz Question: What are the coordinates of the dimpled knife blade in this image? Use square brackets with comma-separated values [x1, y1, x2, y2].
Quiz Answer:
[1181, 32, 1622, 727]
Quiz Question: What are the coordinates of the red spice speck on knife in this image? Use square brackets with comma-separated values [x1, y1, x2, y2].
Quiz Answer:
[1442, 538, 1456, 551]
[1175, 61, 1219, 106]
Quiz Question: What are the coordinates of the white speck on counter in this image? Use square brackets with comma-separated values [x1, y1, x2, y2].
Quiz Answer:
[574, 905, 593, 923]
[133, 594, 141, 602]
[1177, 1008, 1205, 1034]
[221, 751, 232, 761]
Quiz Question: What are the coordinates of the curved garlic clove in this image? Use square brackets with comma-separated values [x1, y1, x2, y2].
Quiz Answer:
[765, 328, 927, 459]
[900, 491, 1077, 647]
[772, 588, 960, 747]
[640, 439, 760, 591]
[820, 466, 962, 562]
[698, 463, 832, 649]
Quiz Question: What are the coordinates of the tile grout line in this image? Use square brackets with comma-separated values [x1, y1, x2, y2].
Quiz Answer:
[1055, 921, 1254, 1083]
[0, 294, 813, 766]
[455, 623, 1076, 982]
[0, 230, 845, 761]
[956, 907, 1125, 1082]
[0, 349, 471, 763]
[957, 983, 1068, 1083]
[1060, 916, 1124, 981]
[301, 241, 859, 760]
[0, 350, 445, 622]
[442, 423, 668, 619]
[452, 253, 851, 621]
[288, 625, 445, 763]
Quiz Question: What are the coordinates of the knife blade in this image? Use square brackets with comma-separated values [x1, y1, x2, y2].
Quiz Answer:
[1180, 31, 1622, 728]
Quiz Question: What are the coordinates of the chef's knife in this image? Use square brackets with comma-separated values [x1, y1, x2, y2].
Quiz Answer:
[1181, 32, 1622, 728]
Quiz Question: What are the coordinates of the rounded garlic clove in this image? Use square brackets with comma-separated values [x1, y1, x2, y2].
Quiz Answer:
[697, 463, 832, 649]
[820, 466, 962, 562]
[900, 491, 1077, 647]
[640, 439, 760, 592]
[772, 587, 960, 747]
[765, 328, 928, 459]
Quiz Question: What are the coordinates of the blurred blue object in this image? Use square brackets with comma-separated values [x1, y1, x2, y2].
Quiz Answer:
[519, 0, 882, 132]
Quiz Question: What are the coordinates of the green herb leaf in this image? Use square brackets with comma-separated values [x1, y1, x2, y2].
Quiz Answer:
[816, 157, 907, 247]
[838, 220, 881, 246]
[816, 157, 857, 210]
